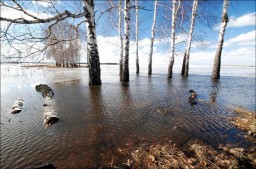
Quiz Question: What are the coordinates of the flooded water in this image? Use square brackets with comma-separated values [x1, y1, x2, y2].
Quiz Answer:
[1, 64, 255, 168]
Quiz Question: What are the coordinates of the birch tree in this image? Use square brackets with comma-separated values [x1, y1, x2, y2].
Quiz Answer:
[46, 21, 80, 67]
[121, 0, 131, 81]
[0, 0, 101, 85]
[148, 0, 158, 75]
[181, 0, 198, 76]
[83, 0, 101, 85]
[212, 0, 229, 79]
[135, 0, 139, 74]
[167, 0, 180, 78]
[118, 0, 124, 76]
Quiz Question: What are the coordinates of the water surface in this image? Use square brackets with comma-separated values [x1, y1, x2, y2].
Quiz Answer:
[1, 64, 255, 168]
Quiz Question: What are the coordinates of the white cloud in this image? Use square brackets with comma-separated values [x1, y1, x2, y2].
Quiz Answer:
[95, 34, 187, 67]
[1, 40, 49, 62]
[32, 1, 53, 7]
[0, 5, 52, 22]
[97, 35, 120, 63]
[229, 12, 256, 28]
[2, 33, 254, 67]
[223, 46, 255, 59]
[176, 33, 187, 44]
[214, 12, 256, 30]
[0, 5, 53, 42]
[224, 30, 255, 47]
[189, 50, 215, 66]
[191, 41, 211, 48]
[189, 46, 255, 66]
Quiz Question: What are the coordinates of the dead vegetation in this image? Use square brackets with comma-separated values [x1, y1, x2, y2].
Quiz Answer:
[97, 107, 256, 169]
[228, 107, 256, 143]
[99, 139, 255, 169]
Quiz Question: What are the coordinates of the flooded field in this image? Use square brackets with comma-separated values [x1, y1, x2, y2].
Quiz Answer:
[1, 64, 255, 168]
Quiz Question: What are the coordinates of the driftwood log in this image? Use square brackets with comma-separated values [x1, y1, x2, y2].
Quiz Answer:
[44, 112, 59, 127]
[11, 98, 24, 114]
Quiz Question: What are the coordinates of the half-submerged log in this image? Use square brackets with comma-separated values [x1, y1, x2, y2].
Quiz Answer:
[44, 111, 59, 127]
[11, 98, 24, 114]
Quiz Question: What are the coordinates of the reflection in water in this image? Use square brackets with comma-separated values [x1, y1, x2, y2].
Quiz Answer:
[1, 64, 255, 168]
[120, 82, 133, 110]
[210, 79, 221, 103]
[88, 86, 104, 166]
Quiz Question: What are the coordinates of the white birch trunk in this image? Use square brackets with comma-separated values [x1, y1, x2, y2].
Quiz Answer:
[118, 0, 124, 76]
[167, 0, 180, 78]
[148, 0, 158, 75]
[135, 0, 139, 74]
[83, 0, 102, 85]
[181, 0, 198, 76]
[121, 0, 130, 81]
[212, 0, 229, 79]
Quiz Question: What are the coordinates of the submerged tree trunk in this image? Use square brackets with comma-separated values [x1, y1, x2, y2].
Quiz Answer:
[121, 0, 131, 81]
[83, 0, 102, 85]
[181, 0, 198, 76]
[167, 0, 180, 78]
[148, 0, 158, 75]
[135, 0, 139, 74]
[212, 0, 229, 79]
[118, 0, 124, 76]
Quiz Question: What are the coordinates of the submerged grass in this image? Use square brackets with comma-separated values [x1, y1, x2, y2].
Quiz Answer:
[99, 139, 255, 169]
[228, 107, 256, 143]
[98, 107, 256, 169]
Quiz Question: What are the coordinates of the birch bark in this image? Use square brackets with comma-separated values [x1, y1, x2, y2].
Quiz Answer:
[121, 0, 131, 81]
[167, 0, 180, 78]
[118, 0, 124, 76]
[83, 0, 102, 85]
[135, 0, 140, 74]
[212, 0, 229, 79]
[181, 0, 198, 76]
[148, 0, 158, 75]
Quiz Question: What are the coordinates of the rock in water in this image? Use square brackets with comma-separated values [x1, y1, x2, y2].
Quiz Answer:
[35, 84, 54, 99]
[155, 107, 170, 115]
[188, 90, 197, 105]
[189, 89, 195, 93]
[11, 98, 24, 114]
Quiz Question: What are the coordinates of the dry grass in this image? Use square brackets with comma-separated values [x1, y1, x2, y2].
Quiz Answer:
[98, 107, 256, 169]
[228, 107, 256, 143]
[100, 139, 256, 169]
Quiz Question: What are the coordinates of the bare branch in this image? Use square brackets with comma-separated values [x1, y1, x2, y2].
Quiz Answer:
[0, 8, 85, 24]
[96, 5, 118, 23]
[130, 5, 151, 11]
[12, 0, 43, 21]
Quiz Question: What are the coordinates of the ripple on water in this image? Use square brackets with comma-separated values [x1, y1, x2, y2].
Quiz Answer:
[1, 65, 255, 168]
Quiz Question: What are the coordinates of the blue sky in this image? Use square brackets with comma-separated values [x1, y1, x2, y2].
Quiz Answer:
[95, 0, 255, 66]
[1, 0, 255, 67]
